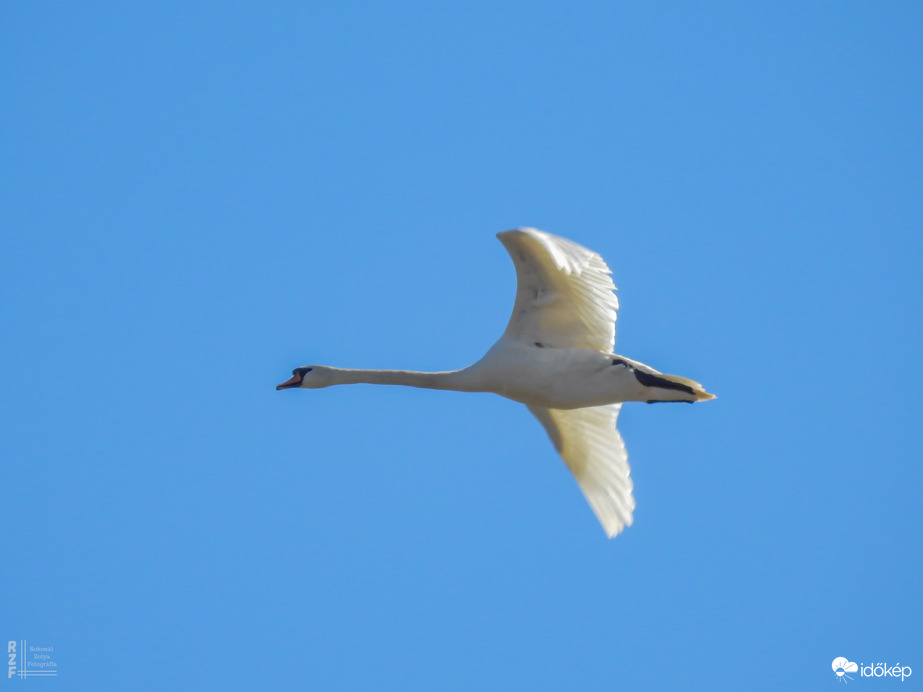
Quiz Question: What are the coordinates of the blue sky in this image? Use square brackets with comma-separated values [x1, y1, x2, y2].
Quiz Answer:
[2, 2, 921, 690]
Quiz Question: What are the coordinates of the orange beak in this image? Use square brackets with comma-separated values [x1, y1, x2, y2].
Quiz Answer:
[276, 372, 303, 390]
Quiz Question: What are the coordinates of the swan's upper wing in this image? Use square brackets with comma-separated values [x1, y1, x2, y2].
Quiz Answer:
[527, 403, 634, 537]
[497, 228, 619, 352]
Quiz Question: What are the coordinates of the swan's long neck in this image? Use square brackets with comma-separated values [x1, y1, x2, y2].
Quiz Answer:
[325, 367, 485, 392]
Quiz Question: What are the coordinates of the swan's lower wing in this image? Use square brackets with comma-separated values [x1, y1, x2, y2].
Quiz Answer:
[527, 403, 634, 537]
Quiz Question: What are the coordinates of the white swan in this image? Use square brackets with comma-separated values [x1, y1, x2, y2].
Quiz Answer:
[277, 228, 714, 537]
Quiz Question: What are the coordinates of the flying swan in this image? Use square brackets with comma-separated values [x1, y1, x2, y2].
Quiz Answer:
[277, 228, 714, 537]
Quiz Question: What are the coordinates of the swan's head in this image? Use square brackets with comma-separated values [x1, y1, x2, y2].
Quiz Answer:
[276, 366, 335, 390]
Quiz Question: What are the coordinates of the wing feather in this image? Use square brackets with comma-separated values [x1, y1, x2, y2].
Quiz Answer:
[497, 228, 619, 352]
[527, 403, 634, 537]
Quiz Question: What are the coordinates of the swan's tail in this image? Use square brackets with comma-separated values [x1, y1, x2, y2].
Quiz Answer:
[634, 368, 716, 403]
[655, 373, 716, 402]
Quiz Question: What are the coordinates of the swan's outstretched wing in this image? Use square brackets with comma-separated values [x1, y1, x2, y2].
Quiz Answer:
[497, 228, 619, 352]
[527, 403, 634, 537]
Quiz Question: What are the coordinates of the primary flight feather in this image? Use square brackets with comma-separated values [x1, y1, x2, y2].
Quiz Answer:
[277, 228, 714, 537]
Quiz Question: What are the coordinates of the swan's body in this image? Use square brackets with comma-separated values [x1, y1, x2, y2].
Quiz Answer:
[278, 228, 714, 537]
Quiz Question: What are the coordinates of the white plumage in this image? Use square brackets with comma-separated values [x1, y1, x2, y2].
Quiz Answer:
[527, 403, 633, 536]
[278, 228, 714, 537]
[499, 229, 619, 352]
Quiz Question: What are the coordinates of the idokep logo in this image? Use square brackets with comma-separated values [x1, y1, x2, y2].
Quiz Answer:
[833, 658, 859, 683]
[832, 657, 912, 683]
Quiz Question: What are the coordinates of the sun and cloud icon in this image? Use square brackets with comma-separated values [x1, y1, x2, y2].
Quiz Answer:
[832, 657, 859, 683]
